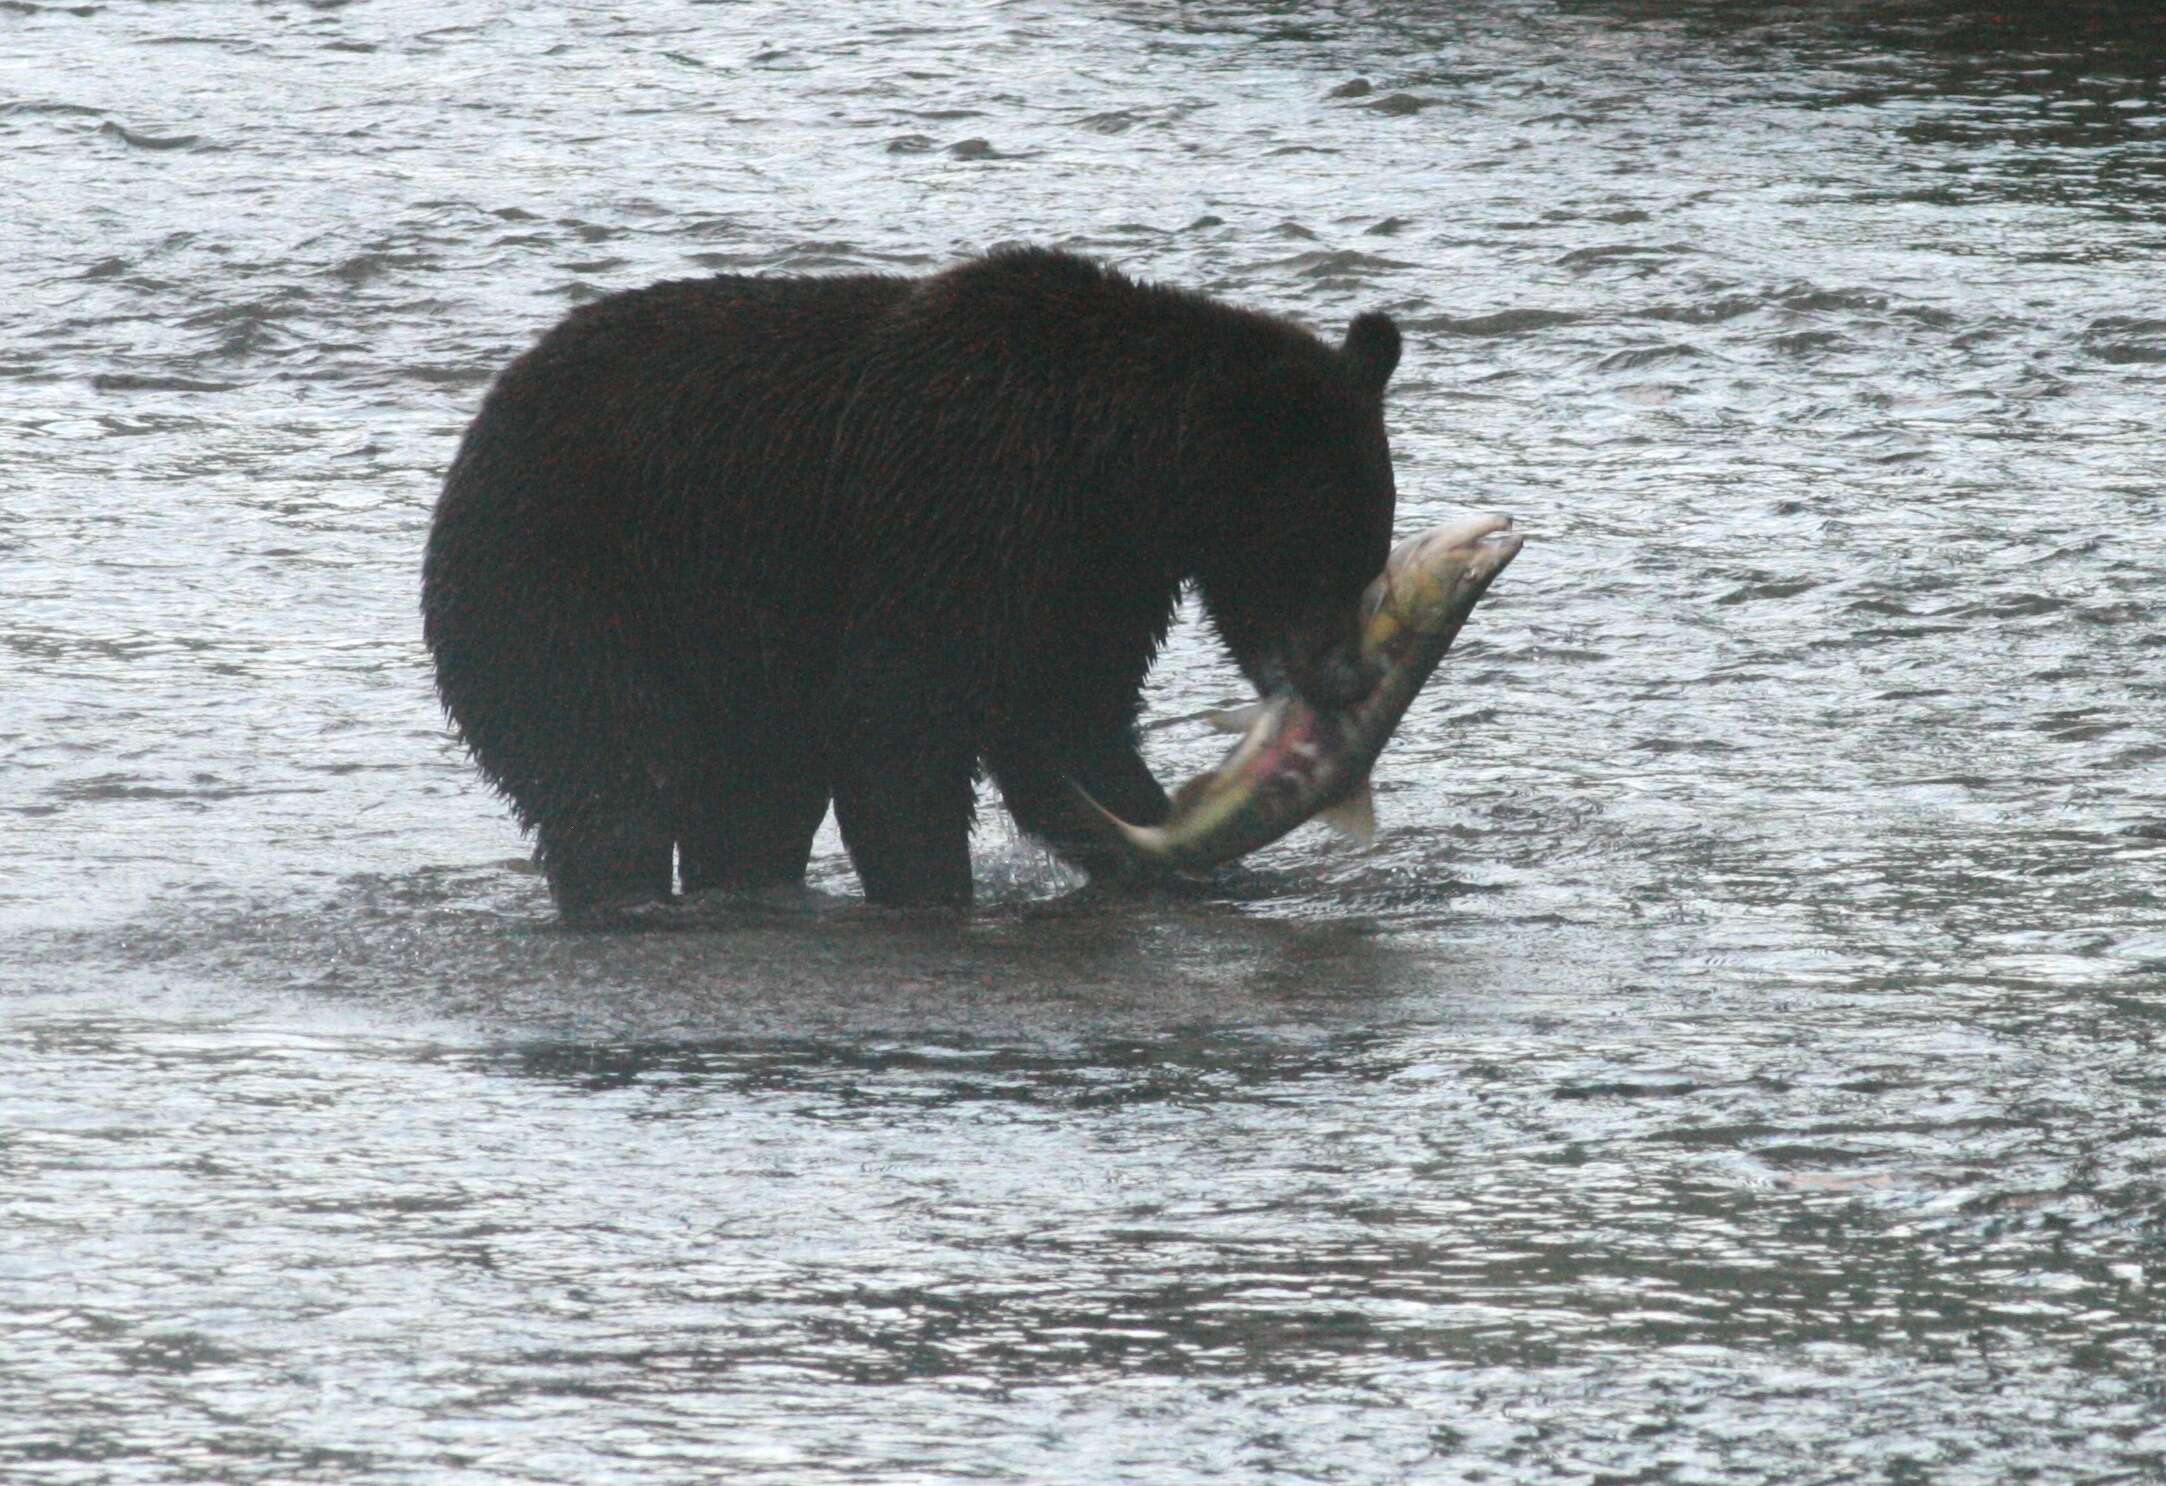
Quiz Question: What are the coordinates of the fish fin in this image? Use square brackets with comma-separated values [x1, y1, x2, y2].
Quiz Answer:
[1202, 702, 1269, 735]
[1318, 776, 1377, 845]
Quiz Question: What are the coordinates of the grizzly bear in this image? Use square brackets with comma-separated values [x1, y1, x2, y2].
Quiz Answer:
[423, 247, 1401, 919]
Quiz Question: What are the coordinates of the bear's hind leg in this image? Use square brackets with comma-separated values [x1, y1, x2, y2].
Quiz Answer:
[830, 743, 976, 908]
[677, 760, 831, 896]
[536, 797, 675, 928]
[430, 624, 681, 924]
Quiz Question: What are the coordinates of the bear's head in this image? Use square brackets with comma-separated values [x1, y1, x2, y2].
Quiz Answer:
[1191, 310, 1401, 709]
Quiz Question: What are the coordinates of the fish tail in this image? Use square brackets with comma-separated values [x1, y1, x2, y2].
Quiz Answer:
[1062, 776, 1166, 860]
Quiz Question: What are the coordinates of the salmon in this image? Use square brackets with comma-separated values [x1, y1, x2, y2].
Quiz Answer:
[1073, 513, 1522, 870]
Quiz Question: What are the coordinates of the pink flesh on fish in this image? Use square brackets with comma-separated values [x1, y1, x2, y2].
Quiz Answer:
[1073, 513, 1523, 870]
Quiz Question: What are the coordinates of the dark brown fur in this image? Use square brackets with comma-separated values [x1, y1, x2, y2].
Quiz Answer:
[422, 247, 1400, 918]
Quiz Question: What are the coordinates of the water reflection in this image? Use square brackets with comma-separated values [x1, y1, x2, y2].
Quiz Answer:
[42, 870, 1478, 1041]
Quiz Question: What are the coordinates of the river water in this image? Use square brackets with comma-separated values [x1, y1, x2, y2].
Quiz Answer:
[4, 2, 2162, 1481]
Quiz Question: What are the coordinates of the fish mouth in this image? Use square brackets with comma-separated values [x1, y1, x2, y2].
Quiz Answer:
[1389, 512, 1524, 587]
[1463, 516, 1524, 580]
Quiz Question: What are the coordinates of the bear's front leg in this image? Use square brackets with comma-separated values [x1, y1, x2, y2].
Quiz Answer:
[987, 730, 1171, 880]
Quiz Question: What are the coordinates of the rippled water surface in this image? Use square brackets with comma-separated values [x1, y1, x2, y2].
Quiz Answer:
[4, 2, 2163, 1481]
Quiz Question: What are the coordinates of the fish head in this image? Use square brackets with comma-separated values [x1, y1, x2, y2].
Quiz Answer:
[1371, 513, 1523, 631]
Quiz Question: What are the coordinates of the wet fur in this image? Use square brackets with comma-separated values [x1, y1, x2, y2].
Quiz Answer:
[422, 247, 1400, 917]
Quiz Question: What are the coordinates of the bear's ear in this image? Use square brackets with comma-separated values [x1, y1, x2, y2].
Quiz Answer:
[1343, 312, 1401, 396]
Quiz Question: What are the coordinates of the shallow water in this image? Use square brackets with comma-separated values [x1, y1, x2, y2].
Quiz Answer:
[3, 1, 2162, 1481]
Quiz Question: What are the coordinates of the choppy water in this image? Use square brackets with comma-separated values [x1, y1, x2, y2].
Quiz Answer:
[4, 1, 2162, 1481]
